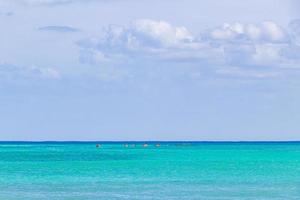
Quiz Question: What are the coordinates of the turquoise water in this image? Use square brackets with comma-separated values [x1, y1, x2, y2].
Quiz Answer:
[0, 142, 300, 200]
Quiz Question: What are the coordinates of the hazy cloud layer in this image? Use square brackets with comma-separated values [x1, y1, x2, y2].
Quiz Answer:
[7, 0, 97, 5]
[0, 63, 60, 80]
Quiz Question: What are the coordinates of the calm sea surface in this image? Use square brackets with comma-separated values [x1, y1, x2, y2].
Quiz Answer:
[0, 142, 300, 200]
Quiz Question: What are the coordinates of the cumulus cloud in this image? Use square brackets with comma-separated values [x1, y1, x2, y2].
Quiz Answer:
[130, 19, 194, 48]
[94, 19, 197, 52]
[78, 19, 300, 80]
[78, 19, 222, 65]
[0, 63, 61, 80]
[206, 21, 287, 43]
[38, 25, 80, 33]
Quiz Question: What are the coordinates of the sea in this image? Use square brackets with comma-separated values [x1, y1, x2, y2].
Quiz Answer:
[0, 142, 300, 200]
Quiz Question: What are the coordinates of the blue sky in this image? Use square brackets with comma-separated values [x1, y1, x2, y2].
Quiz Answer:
[0, 0, 299, 141]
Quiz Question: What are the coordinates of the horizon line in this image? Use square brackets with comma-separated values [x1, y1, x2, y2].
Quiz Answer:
[1, 140, 300, 143]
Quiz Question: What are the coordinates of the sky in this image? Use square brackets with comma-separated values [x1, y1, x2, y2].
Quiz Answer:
[0, 0, 300, 141]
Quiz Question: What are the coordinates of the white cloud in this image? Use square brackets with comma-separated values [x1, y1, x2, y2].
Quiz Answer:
[261, 21, 286, 42]
[205, 21, 300, 71]
[78, 19, 300, 80]
[131, 19, 194, 48]
[207, 21, 287, 43]
[78, 19, 221, 65]
[100, 19, 199, 52]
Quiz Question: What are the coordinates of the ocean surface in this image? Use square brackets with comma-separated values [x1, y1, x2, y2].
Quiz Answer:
[0, 142, 300, 200]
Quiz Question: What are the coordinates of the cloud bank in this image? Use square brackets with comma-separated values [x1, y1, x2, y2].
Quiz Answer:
[78, 19, 300, 80]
